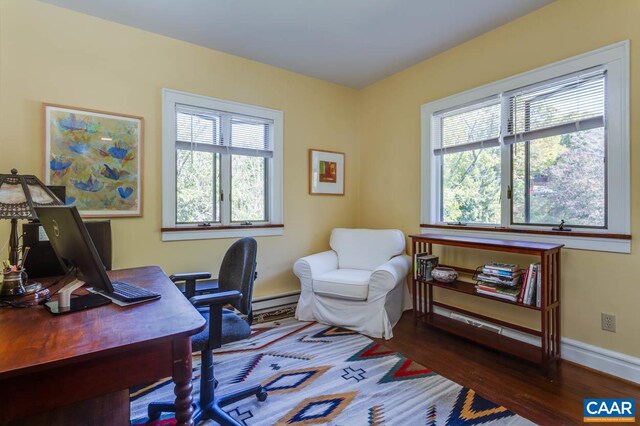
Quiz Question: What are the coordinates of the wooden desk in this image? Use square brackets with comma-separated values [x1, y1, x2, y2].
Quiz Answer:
[0, 266, 206, 426]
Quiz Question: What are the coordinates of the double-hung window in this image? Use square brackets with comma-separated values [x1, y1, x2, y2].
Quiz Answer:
[162, 89, 283, 241]
[506, 68, 606, 228]
[433, 98, 502, 225]
[422, 42, 629, 252]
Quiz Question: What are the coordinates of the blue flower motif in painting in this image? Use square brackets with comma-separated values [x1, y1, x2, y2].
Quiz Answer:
[107, 146, 129, 160]
[118, 187, 134, 199]
[101, 164, 129, 180]
[50, 157, 72, 172]
[57, 114, 87, 131]
[68, 143, 90, 154]
[71, 175, 104, 192]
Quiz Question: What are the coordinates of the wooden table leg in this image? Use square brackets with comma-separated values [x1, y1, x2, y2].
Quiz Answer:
[172, 337, 194, 426]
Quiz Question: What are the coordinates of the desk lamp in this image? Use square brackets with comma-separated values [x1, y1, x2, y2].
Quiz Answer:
[0, 169, 62, 296]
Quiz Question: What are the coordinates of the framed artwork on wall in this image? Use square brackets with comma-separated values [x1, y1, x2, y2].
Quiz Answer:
[44, 103, 144, 217]
[309, 149, 345, 195]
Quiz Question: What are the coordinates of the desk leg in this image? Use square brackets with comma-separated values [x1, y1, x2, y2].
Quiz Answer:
[173, 337, 194, 426]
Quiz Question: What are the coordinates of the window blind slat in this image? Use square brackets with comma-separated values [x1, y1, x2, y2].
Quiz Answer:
[503, 116, 604, 145]
[231, 117, 272, 152]
[176, 141, 273, 158]
[438, 102, 501, 149]
[506, 69, 606, 143]
[433, 137, 500, 156]
[176, 104, 221, 145]
[175, 104, 273, 154]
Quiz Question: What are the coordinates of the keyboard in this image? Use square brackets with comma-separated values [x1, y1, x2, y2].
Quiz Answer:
[105, 281, 161, 303]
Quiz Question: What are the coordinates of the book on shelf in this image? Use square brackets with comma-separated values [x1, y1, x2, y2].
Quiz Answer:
[475, 285, 520, 302]
[477, 282, 520, 293]
[414, 253, 438, 281]
[475, 274, 522, 302]
[473, 260, 551, 306]
[518, 263, 541, 306]
[536, 263, 542, 308]
[476, 273, 521, 287]
[517, 267, 529, 303]
[484, 262, 519, 273]
[523, 264, 534, 305]
[481, 267, 522, 279]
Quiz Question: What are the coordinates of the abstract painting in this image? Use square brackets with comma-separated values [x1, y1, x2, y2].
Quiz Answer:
[309, 149, 344, 195]
[319, 160, 337, 183]
[44, 104, 143, 217]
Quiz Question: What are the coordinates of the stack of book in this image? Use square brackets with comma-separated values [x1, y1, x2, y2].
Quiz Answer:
[414, 253, 439, 281]
[475, 263, 522, 302]
[474, 262, 542, 306]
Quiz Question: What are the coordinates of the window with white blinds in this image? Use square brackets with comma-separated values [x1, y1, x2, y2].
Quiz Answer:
[421, 42, 630, 249]
[162, 89, 284, 240]
[176, 104, 273, 157]
[432, 99, 502, 225]
[503, 67, 606, 145]
[434, 99, 501, 155]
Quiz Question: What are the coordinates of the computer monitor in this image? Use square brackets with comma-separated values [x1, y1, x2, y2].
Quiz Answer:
[34, 205, 115, 293]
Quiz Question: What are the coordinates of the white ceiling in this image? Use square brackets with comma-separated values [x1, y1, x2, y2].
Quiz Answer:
[39, 0, 554, 88]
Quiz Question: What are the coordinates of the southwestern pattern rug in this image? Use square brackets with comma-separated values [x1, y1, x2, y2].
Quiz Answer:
[130, 318, 534, 425]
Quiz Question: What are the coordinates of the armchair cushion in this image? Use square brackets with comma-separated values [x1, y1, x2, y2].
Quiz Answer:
[313, 269, 371, 301]
[330, 228, 405, 270]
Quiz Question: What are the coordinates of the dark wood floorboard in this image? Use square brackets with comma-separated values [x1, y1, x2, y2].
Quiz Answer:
[374, 312, 640, 426]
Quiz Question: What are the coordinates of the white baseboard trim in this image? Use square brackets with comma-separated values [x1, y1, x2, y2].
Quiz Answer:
[562, 338, 640, 384]
[252, 290, 300, 312]
[433, 306, 640, 384]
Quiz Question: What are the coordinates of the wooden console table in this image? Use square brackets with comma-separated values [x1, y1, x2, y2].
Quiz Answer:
[410, 233, 562, 366]
[0, 266, 206, 425]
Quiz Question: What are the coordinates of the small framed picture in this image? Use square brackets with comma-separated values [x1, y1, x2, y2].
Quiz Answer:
[309, 149, 345, 195]
[44, 103, 144, 217]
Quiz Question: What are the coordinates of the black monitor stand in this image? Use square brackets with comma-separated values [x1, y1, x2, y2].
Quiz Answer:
[43, 279, 111, 315]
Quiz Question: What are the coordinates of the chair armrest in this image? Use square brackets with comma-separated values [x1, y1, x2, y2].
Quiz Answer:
[190, 290, 243, 350]
[293, 250, 338, 280]
[174, 279, 219, 295]
[170, 272, 213, 299]
[189, 290, 242, 308]
[170, 272, 212, 282]
[368, 255, 411, 301]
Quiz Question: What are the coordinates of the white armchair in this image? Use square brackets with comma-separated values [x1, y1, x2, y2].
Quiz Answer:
[293, 228, 412, 339]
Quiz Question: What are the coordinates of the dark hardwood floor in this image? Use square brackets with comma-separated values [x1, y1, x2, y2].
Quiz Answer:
[375, 312, 640, 425]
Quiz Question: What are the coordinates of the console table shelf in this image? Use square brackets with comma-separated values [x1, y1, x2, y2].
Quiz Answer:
[410, 233, 562, 367]
[426, 278, 543, 311]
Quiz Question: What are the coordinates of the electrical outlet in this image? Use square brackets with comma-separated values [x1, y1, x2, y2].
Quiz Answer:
[601, 313, 616, 332]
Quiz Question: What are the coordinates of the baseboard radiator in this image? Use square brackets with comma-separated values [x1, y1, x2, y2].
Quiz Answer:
[449, 312, 503, 335]
[252, 290, 300, 323]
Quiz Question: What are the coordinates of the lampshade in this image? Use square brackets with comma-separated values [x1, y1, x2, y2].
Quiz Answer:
[0, 169, 63, 283]
[0, 169, 62, 219]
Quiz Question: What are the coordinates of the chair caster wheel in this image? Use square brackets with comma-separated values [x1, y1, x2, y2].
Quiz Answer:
[257, 391, 268, 402]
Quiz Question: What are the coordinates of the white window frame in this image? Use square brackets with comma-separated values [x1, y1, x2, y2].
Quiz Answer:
[421, 41, 630, 253]
[162, 89, 284, 241]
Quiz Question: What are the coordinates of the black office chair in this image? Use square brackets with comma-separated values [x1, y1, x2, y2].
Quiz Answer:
[148, 237, 267, 425]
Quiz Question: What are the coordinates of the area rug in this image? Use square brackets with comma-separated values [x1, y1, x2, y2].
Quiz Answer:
[130, 318, 533, 425]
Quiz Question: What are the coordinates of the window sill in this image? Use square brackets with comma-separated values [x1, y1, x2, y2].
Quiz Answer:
[419, 224, 631, 254]
[162, 224, 284, 241]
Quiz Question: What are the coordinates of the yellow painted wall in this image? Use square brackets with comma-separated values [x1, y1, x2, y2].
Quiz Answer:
[0, 0, 360, 298]
[359, 0, 640, 357]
